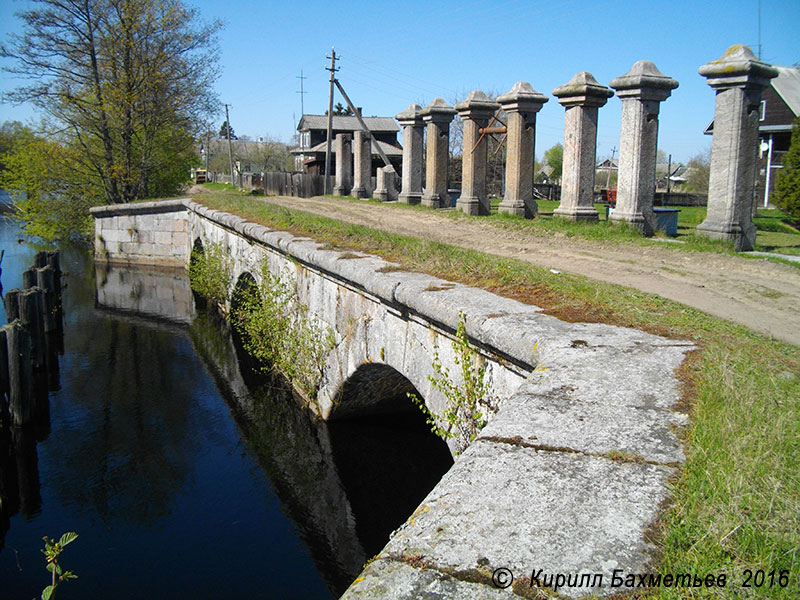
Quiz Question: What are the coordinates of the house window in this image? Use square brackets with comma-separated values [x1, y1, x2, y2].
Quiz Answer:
[760, 100, 766, 121]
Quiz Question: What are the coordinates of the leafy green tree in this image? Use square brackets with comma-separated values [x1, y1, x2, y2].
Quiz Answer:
[685, 148, 711, 193]
[1, 0, 222, 204]
[544, 142, 563, 183]
[0, 127, 96, 242]
[327, 103, 353, 116]
[773, 119, 800, 220]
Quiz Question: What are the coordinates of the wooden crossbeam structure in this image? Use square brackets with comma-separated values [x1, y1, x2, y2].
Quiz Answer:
[471, 110, 508, 156]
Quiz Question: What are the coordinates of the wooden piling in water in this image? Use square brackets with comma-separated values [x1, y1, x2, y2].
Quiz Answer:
[36, 266, 58, 333]
[3, 289, 20, 322]
[22, 268, 37, 289]
[4, 321, 33, 427]
[19, 288, 45, 371]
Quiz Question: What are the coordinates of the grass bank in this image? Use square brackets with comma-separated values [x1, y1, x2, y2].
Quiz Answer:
[192, 191, 799, 598]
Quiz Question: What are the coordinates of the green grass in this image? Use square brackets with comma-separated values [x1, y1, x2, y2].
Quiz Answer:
[190, 191, 800, 599]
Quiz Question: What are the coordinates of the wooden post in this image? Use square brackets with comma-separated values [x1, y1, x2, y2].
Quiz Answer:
[19, 288, 45, 371]
[3, 289, 21, 322]
[22, 268, 37, 289]
[36, 266, 58, 333]
[0, 328, 8, 412]
[4, 321, 33, 427]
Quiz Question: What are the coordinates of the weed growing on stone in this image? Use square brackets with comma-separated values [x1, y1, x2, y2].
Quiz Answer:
[188, 240, 232, 310]
[232, 261, 336, 401]
[409, 312, 491, 453]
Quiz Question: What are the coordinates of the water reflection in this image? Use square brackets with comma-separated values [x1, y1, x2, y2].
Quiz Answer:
[3, 243, 454, 599]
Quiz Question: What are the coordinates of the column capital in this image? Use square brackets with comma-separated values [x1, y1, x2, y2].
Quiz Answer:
[610, 60, 678, 102]
[420, 98, 456, 125]
[454, 90, 499, 120]
[698, 44, 778, 90]
[497, 81, 548, 114]
[553, 71, 613, 108]
[395, 103, 424, 128]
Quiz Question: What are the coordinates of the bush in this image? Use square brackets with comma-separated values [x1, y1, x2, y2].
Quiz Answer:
[188, 241, 232, 308]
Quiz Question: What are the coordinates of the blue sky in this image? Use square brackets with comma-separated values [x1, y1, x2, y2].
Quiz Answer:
[2, 0, 799, 163]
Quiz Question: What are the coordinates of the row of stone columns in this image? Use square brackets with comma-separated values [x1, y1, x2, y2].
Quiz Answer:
[335, 45, 773, 251]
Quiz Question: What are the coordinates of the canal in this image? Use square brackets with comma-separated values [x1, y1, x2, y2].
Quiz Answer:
[0, 215, 452, 599]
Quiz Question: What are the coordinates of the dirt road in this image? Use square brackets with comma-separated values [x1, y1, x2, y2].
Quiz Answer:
[194, 190, 800, 347]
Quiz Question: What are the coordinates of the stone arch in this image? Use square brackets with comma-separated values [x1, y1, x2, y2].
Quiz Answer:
[328, 362, 422, 421]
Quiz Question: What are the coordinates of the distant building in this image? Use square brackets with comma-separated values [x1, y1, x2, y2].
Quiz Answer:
[292, 114, 402, 175]
[704, 64, 800, 207]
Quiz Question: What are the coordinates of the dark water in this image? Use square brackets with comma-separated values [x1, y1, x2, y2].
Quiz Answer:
[0, 216, 453, 599]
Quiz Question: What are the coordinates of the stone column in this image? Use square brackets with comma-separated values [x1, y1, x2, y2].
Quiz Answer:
[396, 104, 424, 205]
[497, 82, 548, 218]
[375, 166, 398, 201]
[333, 133, 352, 196]
[351, 129, 372, 199]
[553, 72, 613, 221]
[609, 61, 678, 235]
[455, 90, 500, 215]
[421, 98, 456, 208]
[696, 45, 778, 251]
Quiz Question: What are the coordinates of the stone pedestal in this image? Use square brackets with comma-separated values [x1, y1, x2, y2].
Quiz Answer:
[609, 61, 678, 235]
[497, 82, 548, 218]
[553, 73, 613, 221]
[696, 45, 778, 251]
[421, 99, 456, 208]
[333, 133, 352, 196]
[396, 104, 424, 205]
[352, 129, 373, 199]
[375, 166, 398, 201]
[455, 91, 500, 215]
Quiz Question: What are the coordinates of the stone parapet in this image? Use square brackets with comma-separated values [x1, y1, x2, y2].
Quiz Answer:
[90, 199, 190, 266]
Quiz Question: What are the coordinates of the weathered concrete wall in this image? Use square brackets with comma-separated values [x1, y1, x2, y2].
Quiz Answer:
[90, 199, 190, 267]
[91, 199, 694, 599]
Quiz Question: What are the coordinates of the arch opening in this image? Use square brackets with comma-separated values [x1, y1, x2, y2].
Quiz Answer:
[327, 363, 453, 559]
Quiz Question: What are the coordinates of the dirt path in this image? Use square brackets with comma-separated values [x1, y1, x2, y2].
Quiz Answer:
[191, 189, 800, 346]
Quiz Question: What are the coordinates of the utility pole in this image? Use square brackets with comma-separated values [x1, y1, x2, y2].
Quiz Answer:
[324, 48, 338, 195]
[205, 129, 210, 173]
[225, 104, 235, 188]
[297, 70, 308, 117]
[666, 153, 672, 195]
[605, 146, 616, 189]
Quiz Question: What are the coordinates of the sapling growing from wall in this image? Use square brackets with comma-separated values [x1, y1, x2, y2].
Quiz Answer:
[409, 311, 492, 452]
[231, 260, 335, 401]
[189, 240, 233, 310]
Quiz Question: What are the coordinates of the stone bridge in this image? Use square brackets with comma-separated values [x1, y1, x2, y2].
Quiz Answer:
[91, 198, 694, 598]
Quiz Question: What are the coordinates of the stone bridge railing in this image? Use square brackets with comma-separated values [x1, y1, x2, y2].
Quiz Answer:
[91, 198, 694, 598]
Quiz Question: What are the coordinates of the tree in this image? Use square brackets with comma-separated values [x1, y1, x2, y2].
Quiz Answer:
[1, 0, 222, 205]
[544, 143, 563, 183]
[219, 120, 237, 140]
[773, 119, 800, 220]
[0, 126, 96, 242]
[685, 148, 711, 193]
[328, 103, 353, 116]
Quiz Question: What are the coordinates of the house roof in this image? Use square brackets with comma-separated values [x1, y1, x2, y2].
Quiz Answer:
[291, 139, 403, 157]
[771, 65, 800, 117]
[596, 158, 619, 169]
[704, 64, 800, 134]
[298, 114, 399, 133]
